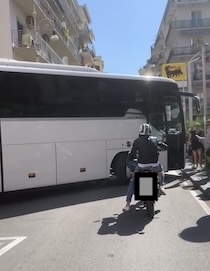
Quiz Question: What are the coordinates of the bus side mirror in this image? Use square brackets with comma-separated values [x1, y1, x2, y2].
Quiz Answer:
[193, 95, 201, 113]
[179, 91, 201, 114]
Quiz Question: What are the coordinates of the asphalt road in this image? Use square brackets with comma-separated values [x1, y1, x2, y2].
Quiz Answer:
[1, 173, 210, 271]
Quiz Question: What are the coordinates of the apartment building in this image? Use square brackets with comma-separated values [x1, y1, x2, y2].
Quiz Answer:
[139, 0, 210, 119]
[0, 0, 104, 71]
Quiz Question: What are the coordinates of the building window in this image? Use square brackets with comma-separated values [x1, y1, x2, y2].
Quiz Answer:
[191, 11, 202, 27]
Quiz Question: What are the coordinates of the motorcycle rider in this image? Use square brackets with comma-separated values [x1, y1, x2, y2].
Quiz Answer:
[123, 123, 168, 212]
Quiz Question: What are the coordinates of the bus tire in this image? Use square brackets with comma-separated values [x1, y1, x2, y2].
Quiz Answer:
[115, 154, 130, 185]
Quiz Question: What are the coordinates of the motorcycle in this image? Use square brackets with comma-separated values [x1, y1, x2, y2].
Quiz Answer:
[126, 143, 166, 220]
[138, 166, 161, 219]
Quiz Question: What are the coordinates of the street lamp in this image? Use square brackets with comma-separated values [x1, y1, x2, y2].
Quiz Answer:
[202, 43, 208, 135]
[32, 4, 59, 62]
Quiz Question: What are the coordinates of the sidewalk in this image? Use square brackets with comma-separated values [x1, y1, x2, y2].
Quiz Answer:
[182, 160, 210, 199]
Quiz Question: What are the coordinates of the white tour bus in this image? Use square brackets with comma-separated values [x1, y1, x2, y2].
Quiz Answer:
[0, 59, 200, 193]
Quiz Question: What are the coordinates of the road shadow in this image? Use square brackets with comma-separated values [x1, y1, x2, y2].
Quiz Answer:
[194, 178, 209, 186]
[96, 202, 160, 236]
[164, 181, 181, 190]
[195, 193, 210, 201]
[181, 169, 197, 179]
[181, 166, 209, 179]
[179, 215, 210, 243]
[164, 173, 181, 185]
[163, 174, 181, 190]
[0, 178, 127, 220]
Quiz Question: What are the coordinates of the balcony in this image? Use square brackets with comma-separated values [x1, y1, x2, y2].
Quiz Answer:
[34, 0, 81, 64]
[79, 22, 95, 44]
[171, 18, 210, 30]
[48, 0, 79, 36]
[78, 4, 92, 24]
[171, 0, 210, 5]
[14, 0, 81, 64]
[170, 46, 199, 56]
[81, 45, 95, 66]
[167, 46, 210, 61]
[11, 30, 63, 64]
[165, 18, 210, 46]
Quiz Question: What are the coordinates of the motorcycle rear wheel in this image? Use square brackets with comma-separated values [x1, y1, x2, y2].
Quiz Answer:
[145, 201, 154, 219]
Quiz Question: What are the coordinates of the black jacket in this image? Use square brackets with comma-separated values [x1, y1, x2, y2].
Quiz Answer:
[128, 135, 168, 164]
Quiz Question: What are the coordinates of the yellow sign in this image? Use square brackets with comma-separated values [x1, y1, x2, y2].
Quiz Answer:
[161, 62, 187, 81]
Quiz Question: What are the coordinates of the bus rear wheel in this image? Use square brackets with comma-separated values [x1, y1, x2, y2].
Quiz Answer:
[115, 154, 130, 185]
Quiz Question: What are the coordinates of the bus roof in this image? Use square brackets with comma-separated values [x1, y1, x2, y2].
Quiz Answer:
[0, 58, 100, 73]
[0, 58, 177, 84]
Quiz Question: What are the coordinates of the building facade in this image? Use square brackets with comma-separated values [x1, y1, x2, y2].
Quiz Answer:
[0, 0, 104, 71]
[139, 0, 210, 119]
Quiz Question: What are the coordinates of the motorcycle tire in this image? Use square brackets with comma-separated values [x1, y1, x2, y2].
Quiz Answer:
[145, 201, 154, 219]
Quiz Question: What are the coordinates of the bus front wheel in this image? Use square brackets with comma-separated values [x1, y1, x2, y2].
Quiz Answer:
[115, 154, 130, 185]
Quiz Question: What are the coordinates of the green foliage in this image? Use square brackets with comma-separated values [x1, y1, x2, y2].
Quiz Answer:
[62, 27, 70, 40]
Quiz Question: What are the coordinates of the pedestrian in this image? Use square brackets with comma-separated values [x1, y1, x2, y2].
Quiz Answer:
[196, 119, 210, 169]
[187, 122, 204, 169]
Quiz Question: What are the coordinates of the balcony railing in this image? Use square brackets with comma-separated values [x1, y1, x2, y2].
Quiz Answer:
[56, 0, 79, 34]
[11, 30, 63, 64]
[66, 38, 81, 62]
[35, 0, 81, 63]
[171, 46, 196, 56]
[172, 0, 209, 4]
[78, 22, 95, 43]
[81, 45, 95, 58]
[168, 46, 210, 60]
[35, 32, 64, 63]
[79, 22, 94, 37]
[171, 18, 210, 30]
[79, 22, 89, 31]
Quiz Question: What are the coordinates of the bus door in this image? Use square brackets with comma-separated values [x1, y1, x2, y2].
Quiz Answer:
[148, 96, 185, 171]
[164, 97, 185, 170]
[147, 103, 168, 171]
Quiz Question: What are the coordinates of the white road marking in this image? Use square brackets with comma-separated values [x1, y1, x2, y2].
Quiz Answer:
[0, 236, 27, 257]
[190, 191, 210, 215]
[182, 181, 210, 215]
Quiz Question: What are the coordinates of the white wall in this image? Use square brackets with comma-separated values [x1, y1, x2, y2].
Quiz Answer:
[0, 0, 13, 58]
[0, 0, 31, 59]
[10, 0, 27, 31]
[176, 5, 210, 20]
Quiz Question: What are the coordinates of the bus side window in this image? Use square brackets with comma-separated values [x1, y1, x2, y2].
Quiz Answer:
[55, 75, 74, 116]
[0, 72, 32, 117]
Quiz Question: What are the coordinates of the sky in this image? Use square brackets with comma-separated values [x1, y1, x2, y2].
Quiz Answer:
[79, 0, 168, 75]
